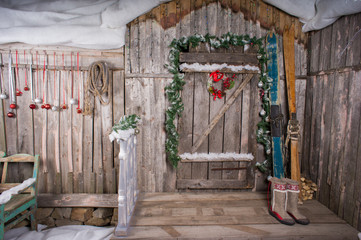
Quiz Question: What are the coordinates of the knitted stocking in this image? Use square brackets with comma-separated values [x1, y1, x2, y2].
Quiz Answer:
[268, 177, 295, 225]
[283, 178, 310, 225]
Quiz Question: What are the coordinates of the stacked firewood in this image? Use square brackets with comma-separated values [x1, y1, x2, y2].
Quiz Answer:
[300, 177, 317, 201]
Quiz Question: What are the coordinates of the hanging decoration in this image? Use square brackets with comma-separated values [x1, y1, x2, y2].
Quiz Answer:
[70, 52, 77, 105]
[35, 51, 42, 104]
[41, 55, 51, 110]
[29, 53, 36, 110]
[52, 52, 60, 112]
[15, 51, 22, 97]
[76, 52, 82, 114]
[61, 53, 67, 110]
[24, 51, 30, 91]
[0, 53, 8, 99]
[207, 70, 236, 100]
[165, 32, 270, 168]
[8, 52, 16, 117]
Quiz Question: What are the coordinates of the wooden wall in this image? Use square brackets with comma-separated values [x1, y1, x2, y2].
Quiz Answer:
[125, 0, 308, 192]
[0, 0, 309, 194]
[304, 13, 361, 231]
[0, 46, 125, 194]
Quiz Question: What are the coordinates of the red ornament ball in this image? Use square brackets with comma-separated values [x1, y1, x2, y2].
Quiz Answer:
[7, 112, 15, 118]
[77, 108, 82, 114]
[61, 104, 67, 110]
[41, 104, 45, 109]
[45, 104, 51, 110]
[29, 104, 36, 109]
[10, 103, 17, 109]
[24, 86, 30, 91]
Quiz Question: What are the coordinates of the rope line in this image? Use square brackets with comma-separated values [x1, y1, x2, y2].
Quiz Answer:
[83, 61, 111, 115]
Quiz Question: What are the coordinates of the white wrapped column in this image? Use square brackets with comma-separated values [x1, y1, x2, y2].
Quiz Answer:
[114, 133, 138, 236]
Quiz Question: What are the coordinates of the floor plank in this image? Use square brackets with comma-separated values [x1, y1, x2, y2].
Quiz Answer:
[111, 192, 359, 240]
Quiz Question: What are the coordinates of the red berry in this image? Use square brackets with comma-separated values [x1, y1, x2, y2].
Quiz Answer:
[45, 104, 51, 110]
[16, 90, 22, 96]
[77, 109, 82, 114]
[29, 104, 36, 109]
[7, 112, 15, 118]
[41, 105, 45, 109]
[62, 104, 67, 110]
[10, 103, 16, 109]
[24, 86, 30, 91]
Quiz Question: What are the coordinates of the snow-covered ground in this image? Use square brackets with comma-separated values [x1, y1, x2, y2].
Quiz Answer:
[4, 225, 114, 240]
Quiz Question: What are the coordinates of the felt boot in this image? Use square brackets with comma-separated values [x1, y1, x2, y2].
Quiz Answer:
[283, 178, 310, 225]
[268, 177, 295, 225]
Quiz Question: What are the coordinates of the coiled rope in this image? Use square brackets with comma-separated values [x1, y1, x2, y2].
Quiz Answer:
[83, 61, 111, 115]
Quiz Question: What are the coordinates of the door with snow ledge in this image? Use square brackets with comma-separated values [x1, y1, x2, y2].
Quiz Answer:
[176, 42, 260, 191]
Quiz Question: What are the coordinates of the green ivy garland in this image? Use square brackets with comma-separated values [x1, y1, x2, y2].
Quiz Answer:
[165, 32, 272, 169]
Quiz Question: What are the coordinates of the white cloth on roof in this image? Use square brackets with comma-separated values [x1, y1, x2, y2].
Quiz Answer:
[0, 0, 167, 49]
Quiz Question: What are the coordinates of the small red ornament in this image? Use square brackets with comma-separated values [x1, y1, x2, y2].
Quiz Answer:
[24, 86, 30, 91]
[76, 108, 82, 114]
[7, 112, 15, 118]
[62, 104, 67, 110]
[45, 104, 51, 110]
[10, 103, 17, 109]
[29, 104, 36, 109]
[41, 104, 45, 109]
[16, 90, 23, 96]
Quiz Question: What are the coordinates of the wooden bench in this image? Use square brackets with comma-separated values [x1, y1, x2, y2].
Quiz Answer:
[0, 154, 39, 239]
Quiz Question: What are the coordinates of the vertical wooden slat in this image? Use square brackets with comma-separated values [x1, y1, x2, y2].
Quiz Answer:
[330, 16, 349, 69]
[341, 71, 361, 223]
[206, 0, 223, 180]
[309, 75, 322, 183]
[44, 56, 55, 193]
[301, 76, 313, 178]
[346, 14, 361, 67]
[192, 73, 209, 180]
[93, 92, 104, 194]
[318, 25, 332, 71]
[112, 70, 125, 191]
[318, 74, 334, 206]
[309, 31, 321, 73]
[82, 69, 94, 194]
[16, 65, 34, 181]
[328, 72, 349, 214]
[223, 74, 242, 180]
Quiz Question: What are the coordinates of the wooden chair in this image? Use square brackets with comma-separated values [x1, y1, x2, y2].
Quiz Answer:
[0, 154, 39, 239]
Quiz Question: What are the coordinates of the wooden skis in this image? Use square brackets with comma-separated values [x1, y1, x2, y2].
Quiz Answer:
[266, 31, 285, 178]
[283, 24, 301, 183]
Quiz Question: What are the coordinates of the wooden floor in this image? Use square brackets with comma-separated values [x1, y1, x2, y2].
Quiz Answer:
[111, 192, 359, 240]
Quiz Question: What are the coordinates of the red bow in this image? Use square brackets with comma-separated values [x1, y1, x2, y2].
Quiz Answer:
[210, 70, 224, 82]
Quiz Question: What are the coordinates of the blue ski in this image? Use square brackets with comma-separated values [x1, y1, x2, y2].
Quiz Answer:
[266, 32, 285, 178]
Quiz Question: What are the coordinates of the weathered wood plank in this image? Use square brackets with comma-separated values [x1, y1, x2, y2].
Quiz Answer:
[328, 72, 349, 214]
[330, 16, 349, 69]
[191, 73, 254, 153]
[340, 71, 361, 224]
[179, 52, 258, 65]
[177, 73, 194, 180]
[177, 179, 250, 190]
[317, 74, 334, 207]
[207, 3, 223, 180]
[309, 31, 321, 73]
[318, 25, 332, 71]
[191, 73, 209, 180]
[37, 194, 118, 208]
[222, 73, 242, 180]
[346, 14, 361, 67]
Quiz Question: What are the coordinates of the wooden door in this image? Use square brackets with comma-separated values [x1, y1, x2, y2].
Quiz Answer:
[176, 44, 259, 191]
